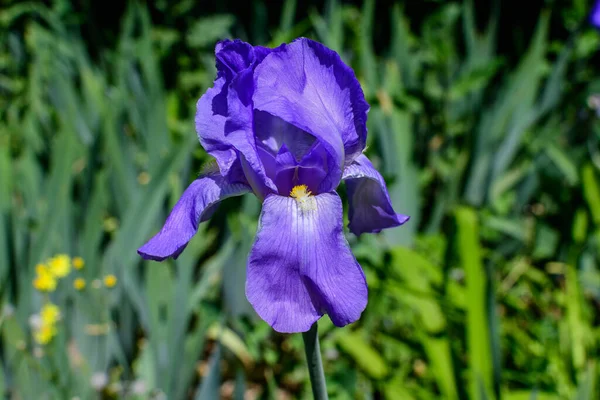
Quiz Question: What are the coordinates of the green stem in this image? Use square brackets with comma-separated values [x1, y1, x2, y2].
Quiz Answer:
[302, 322, 328, 400]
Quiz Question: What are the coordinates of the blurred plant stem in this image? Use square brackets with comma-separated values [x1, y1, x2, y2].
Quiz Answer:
[302, 322, 328, 399]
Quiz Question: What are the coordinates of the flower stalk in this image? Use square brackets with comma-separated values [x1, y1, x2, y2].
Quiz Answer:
[302, 322, 328, 400]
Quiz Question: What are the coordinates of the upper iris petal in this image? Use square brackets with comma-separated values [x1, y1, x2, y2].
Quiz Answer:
[196, 40, 274, 186]
[254, 110, 316, 160]
[252, 38, 369, 193]
[197, 38, 369, 198]
[215, 40, 255, 77]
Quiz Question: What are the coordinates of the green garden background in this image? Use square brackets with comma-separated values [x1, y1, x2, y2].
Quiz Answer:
[1, 0, 600, 398]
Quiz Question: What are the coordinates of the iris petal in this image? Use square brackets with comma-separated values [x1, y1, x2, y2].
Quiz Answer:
[246, 192, 367, 333]
[253, 38, 369, 193]
[257, 142, 328, 195]
[215, 40, 255, 77]
[138, 174, 250, 261]
[196, 41, 259, 178]
[254, 111, 316, 160]
[226, 77, 278, 197]
[343, 154, 409, 236]
[195, 76, 239, 177]
[196, 40, 275, 190]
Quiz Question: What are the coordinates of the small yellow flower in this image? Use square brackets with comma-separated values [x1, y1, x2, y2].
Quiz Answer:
[103, 274, 117, 288]
[40, 303, 60, 325]
[35, 263, 47, 275]
[73, 257, 85, 270]
[73, 278, 86, 290]
[33, 265, 57, 292]
[48, 254, 71, 278]
[33, 324, 56, 345]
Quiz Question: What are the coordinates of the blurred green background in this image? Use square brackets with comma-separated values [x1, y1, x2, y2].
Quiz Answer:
[1, 0, 600, 398]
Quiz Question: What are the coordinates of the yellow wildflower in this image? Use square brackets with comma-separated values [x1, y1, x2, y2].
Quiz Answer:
[73, 278, 86, 290]
[33, 324, 56, 345]
[33, 265, 57, 292]
[73, 257, 85, 270]
[35, 263, 47, 275]
[48, 254, 71, 278]
[40, 303, 60, 325]
[103, 274, 117, 288]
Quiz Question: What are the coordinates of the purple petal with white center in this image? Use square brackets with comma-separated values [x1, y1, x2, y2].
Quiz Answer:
[138, 174, 250, 261]
[246, 192, 367, 333]
[343, 154, 409, 236]
[253, 38, 369, 193]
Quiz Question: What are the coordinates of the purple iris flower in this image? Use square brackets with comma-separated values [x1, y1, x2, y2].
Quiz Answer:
[592, 0, 600, 29]
[138, 38, 408, 333]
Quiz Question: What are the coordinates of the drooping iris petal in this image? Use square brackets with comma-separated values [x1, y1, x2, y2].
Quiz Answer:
[343, 154, 409, 236]
[290, 143, 328, 194]
[138, 174, 250, 261]
[246, 192, 367, 333]
[253, 38, 369, 193]
[592, 0, 600, 29]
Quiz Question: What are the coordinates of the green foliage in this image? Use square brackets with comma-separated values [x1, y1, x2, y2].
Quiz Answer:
[1, 0, 600, 398]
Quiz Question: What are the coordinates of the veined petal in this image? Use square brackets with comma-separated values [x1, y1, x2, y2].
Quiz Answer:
[343, 154, 409, 236]
[254, 110, 316, 161]
[195, 76, 239, 176]
[196, 40, 273, 184]
[138, 174, 250, 261]
[253, 38, 369, 192]
[225, 71, 278, 198]
[223, 45, 287, 198]
[246, 192, 367, 333]
[259, 143, 328, 196]
[195, 41, 253, 177]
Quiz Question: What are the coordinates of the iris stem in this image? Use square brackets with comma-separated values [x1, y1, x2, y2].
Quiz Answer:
[302, 322, 328, 400]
